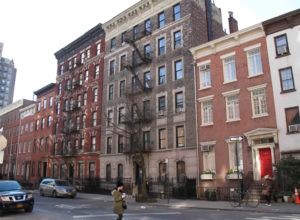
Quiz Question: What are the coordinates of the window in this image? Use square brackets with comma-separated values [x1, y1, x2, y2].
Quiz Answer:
[94, 64, 100, 78]
[89, 162, 95, 178]
[43, 99, 47, 109]
[144, 19, 152, 33]
[109, 60, 115, 75]
[247, 47, 262, 76]
[93, 88, 98, 102]
[144, 71, 151, 89]
[91, 136, 96, 152]
[77, 95, 82, 107]
[133, 25, 139, 40]
[118, 107, 125, 124]
[225, 95, 240, 121]
[274, 34, 289, 56]
[107, 110, 113, 127]
[199, 64, 211, 89]
[64, 99, 69, 111]
[82, 114, 86, 128]
[60, 65, 64, 75]
[158, 37, 166, 56]
[279, 67, 295, 92]
[66, 79, 71, 91]
[158, 66, 166, 85]
[120, 55, 126, 71]
[79, 73, 83, 85]
[144, 44, 151, 59]
[80, 138, 85, 152]
[37, 102, 41, 111]
[121, 32, 127, 44]
[174, 60, 183, 80]
[74, 57, 77, 68]
[106, 137, 112, 154]
[285, 107, 300, 134]
[176, 126, 185, 148]
[108, 84, 114, 100]
[159, 162, 167, 182]
[251, 88, 267, 117]
[76, 116, 80, 130]
[175, 91, 184, 112]
[119, 80, 125, 97]
[143, 131, 150, 150]
[173, 3, 181, 21]
[158, 128, 167, 149]
[58, 83, 62, 95]
[92, 112, 97, 127]
[83, 92, 87, 106]
[68, 60, 72, 70]
[47, 116, 52, 127]
[84, 70, 89, 81]
[118, 135, 124, 153]
[201, 100, 213, 125]
[111, 37, 116, 51]
[81, 53, 85, 64]
[78, 162, 84, 178]
[86, 49, 90, 59]
[158, 12, 165, 28]
[96, 43, 101, 55]
[202, 147, 216, 173]
[49, 97, 53, 107]
[56, 102, 60, 115]
[228, 142, 243, 171]
[158, 96, 166, 111]
[143, 100, 150, 115]
[223, 56, 236, 83]
[106, 164, 111, 181]
[41, 118, 45, 129]
[117, 164, 123, 180]
[176, 161, 185, 182]
[173, 30, 182, 49]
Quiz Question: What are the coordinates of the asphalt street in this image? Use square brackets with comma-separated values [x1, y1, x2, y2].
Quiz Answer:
[2, 194, 300, 220]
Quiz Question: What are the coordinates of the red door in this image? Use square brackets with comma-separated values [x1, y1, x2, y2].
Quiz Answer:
[259, 148, 273, 178]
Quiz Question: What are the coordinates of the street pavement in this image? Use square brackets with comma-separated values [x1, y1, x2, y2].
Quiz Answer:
[1, 191, 300, 220]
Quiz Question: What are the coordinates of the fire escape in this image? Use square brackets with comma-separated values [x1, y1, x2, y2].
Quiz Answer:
[122, 27, 154, 154]
[60, 61, 83, 158]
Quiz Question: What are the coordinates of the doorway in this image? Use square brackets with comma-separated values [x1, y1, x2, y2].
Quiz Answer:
[259, 148, 273, 178]
[42, 162, 47, 178]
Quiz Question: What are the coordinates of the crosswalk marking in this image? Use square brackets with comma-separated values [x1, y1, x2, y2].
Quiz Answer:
[73, 212, 182, 219]
[245, 215, 300, 220]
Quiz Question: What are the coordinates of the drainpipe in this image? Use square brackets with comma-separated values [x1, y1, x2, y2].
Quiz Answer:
[193, 60, 200, 198]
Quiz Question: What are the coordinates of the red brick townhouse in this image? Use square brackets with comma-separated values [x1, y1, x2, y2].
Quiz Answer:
[190, 20, 280, 195]
[52, 24, 105, 181]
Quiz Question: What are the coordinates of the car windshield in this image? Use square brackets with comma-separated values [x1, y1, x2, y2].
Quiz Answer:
[0, 181, 21, 192]
[55, 180, 70, 186]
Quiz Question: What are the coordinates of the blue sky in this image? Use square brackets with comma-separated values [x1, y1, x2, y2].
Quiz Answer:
[0, 0, 299, 101]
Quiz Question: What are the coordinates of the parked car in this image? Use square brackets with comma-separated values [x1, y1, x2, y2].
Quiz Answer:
[0, 180, 34, 216]
[39, 179, 76, 198]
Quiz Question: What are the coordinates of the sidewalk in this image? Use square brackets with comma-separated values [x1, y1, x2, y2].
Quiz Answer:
[77, 192, 300, 214]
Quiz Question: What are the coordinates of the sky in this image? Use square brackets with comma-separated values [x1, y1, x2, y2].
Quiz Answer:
[0, 0, 299, 102]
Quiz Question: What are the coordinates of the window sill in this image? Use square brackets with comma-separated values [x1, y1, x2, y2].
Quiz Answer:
[275, 53, 291, 59]
[201, 123, 213, 127]
[252, 113, 269, 119]
[286, 131, 300, 135]
[248, 72, 264, 78]
[280, 89, 296, 94]
[223, 80, 237, 85]
[226, 118, 240, 123]
[199, 86, 211, 91]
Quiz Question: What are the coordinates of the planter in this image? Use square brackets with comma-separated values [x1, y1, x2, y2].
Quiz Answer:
[200, 173, 215, 180]
[226, 173, 243, 180]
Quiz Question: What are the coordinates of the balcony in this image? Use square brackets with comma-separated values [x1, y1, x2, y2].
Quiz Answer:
[124, 29, 152, 44]
[123, 142, 153, 154]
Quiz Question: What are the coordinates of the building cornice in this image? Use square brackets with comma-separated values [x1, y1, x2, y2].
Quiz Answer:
[34, 83, 55, 96]
[0, 99, 34, 116]
[190, 23, 265, 59]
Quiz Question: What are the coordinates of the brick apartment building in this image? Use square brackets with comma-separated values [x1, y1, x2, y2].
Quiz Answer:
[263, 9, 300, 159]
[101, 0, 224, 194]
[53, 24, 105, 180]
[190, 19, 280, 194]
[0, 99, 35, 179]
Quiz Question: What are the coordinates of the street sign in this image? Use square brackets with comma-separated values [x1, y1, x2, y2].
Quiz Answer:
[229, 136, 243, 142]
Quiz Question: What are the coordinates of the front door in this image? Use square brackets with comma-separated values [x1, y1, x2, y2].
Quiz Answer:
[259, 148, 273, 178]
[43, 162, 47, 178]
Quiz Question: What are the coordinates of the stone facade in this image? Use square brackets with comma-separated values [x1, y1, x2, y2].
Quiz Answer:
[101, 0, 224, 183]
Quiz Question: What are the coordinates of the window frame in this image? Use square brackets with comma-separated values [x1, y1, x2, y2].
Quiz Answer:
[158, 128, 167, 149]
[274, 34, 290, 57]
[173, 3, 181, 21]
[158, 11, 166, 29]
[279, 67, 295, 93]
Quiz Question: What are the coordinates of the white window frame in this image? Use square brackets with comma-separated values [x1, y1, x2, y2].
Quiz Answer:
[222, 89, 240, 122]
[198, 60, 211, 90]
[244, 44, 263, 77]
[247, 84, 268, 118]
[221, 52, 236, 84]
[198, 95, 214, 126]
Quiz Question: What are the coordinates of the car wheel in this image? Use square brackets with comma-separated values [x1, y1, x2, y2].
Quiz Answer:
[24, 206, 33, 213]
[52, 191, 57, 198]
[40, 189, 44, 196]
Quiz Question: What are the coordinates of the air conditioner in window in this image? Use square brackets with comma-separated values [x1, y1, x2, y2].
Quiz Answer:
[278, 46, 288, 55]
[201, 145, 212, 152]
[200, 64, 210, 71]
[289, 124, 300, 132]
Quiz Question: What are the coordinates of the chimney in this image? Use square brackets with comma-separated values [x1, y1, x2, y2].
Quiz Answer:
[228, 11, 238, 33]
